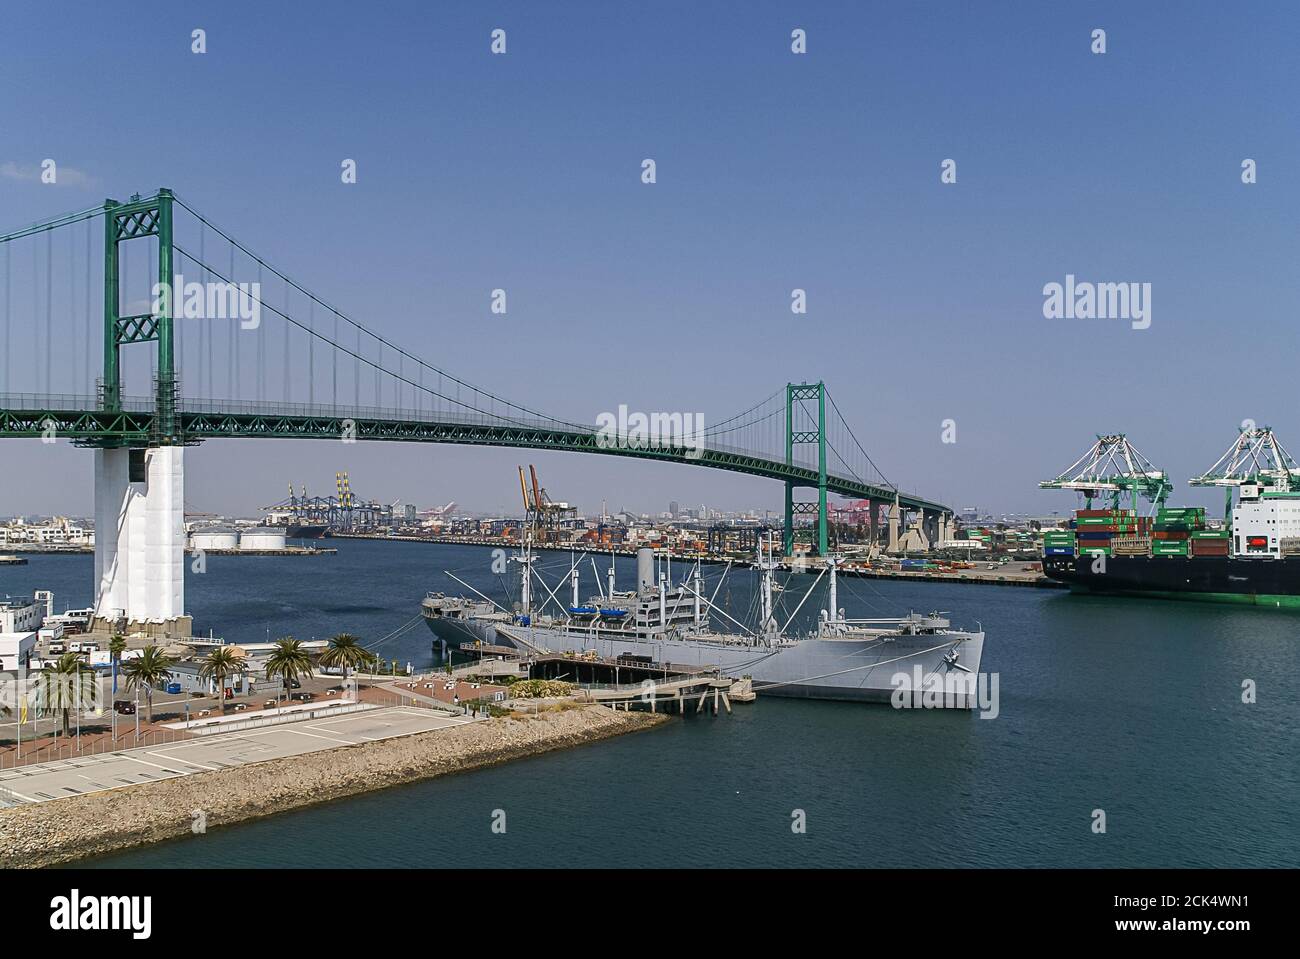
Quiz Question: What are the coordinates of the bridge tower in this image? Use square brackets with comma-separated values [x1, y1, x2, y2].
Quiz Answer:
[92, 189, 189, 636]
[784, 382, 828, 557]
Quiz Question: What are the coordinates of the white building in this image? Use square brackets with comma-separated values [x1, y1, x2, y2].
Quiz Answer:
[0, 632, 37, 671]
[0, 517, 94, 547]
[0, 597, 43, 634]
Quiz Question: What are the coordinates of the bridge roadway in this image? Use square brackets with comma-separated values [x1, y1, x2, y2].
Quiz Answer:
[0, 394, 950, 514]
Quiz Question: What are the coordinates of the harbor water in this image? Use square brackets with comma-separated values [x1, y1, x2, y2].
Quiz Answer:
[3, 540, 1294, 868]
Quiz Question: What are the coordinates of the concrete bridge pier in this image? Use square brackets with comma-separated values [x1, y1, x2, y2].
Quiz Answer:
[887, 494, 901, 553]
[922, 510, 940, 547]
[92, 446, 191, 638]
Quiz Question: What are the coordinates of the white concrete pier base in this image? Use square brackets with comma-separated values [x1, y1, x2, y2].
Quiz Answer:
[93, 447, 188, 636]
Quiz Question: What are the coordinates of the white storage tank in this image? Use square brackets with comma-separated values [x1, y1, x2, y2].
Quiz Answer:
[191, 528, 239, 551]
[239, 527, 288, 551]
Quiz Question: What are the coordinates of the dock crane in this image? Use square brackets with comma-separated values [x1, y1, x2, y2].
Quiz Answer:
[1190, 426, 1300, 522]
[517, 464, 577, 544]
[1039, 434, 1173, 515]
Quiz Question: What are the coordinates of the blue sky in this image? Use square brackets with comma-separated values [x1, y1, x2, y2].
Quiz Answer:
[1, 1, 1298, 518]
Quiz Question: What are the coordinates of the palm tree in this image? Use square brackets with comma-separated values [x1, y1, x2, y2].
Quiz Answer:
[319, 633, 368, 689]
[197, 646, 246, 714]
[38, 653, 98, 737]
[108, 633, 127, 694]
[263, 638, 315, 703]
[121, 645, 175, 724]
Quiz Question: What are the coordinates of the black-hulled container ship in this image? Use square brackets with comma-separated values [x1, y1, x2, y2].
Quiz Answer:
[1042, 493, 1300, 608]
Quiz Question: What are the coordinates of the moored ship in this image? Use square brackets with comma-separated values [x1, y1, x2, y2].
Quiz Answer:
[1040, 428, 1300, 607]
[426, 542, 986, 707]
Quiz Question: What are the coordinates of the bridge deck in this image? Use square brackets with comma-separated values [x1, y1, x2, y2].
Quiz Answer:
[0, 394, 950, 513]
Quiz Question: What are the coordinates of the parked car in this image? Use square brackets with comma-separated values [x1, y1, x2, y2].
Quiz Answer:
[113, 700, 136, 715]
[165, 682, 182, 695]
[290, 692, 314, 702]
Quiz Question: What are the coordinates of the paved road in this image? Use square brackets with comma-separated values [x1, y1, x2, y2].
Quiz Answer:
[0, 706, 477, 806]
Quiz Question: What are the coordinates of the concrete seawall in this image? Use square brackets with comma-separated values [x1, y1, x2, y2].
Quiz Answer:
[0, 705, 667, 869]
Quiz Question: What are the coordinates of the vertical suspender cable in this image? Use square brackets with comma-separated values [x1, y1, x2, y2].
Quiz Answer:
[85, 218, 91, 396]
[68, 226, 75, 400]
[283, 283, 290, 404]
[2, 243, 9, 395]
[231, 243, 238, 401]
[308, 299, 314, 407]
[257, 261, 264, 403]
[44, 229, 52, 394]
[200, 221, 209, 399]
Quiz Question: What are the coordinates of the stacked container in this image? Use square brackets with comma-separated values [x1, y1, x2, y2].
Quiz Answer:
[1190, 528, 1230, 557]
[1071, 508, 1152, 556]
[1042, 529, 1076, 556]
[1151, 507, 1207, 557]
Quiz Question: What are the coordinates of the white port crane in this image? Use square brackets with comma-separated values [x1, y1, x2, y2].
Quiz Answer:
[1039, 434, 1172, 514]
[1190, 426, 1300, 520]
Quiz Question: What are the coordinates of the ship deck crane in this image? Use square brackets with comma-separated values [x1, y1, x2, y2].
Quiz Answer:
[1190, 427, 1300, 521]
[1039, 434, 1173, 514]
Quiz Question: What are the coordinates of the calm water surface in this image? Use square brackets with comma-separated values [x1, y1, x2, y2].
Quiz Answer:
[3, 540, 1294, 868]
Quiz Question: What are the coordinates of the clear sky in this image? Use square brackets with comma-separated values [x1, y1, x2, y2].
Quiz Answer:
[1, 1, 1297, 519]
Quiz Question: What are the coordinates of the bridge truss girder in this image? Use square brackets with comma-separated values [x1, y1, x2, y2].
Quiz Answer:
[0, 405, 948, 517]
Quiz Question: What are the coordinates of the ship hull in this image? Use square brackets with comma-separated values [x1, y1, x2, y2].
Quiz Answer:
[421, 603, 502, 647]
[285, 524, 328, 539]
[1042, 554, 1300, 608]
[495, 623, 985, 707]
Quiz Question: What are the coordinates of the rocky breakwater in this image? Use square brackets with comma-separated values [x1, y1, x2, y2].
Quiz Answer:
[0, 705, 667, 868]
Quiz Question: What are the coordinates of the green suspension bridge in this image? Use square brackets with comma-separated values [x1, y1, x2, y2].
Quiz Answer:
[0, 189, 950, 559]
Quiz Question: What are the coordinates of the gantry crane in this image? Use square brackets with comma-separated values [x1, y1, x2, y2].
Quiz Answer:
[517, 464, 577, 544]
[262, 473, 394, 531]
[1190, 426, 1300, 521]
[1039, 434, 1173, 514]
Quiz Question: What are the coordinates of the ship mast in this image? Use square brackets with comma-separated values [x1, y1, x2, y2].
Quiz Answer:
[826, 552, 841, 627]
[756, 530, 779, 637]
[693, 564, 702, 628]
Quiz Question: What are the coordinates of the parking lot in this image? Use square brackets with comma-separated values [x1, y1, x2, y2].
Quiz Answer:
[0, 706, 477, 806]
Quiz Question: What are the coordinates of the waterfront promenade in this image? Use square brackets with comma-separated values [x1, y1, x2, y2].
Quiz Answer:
[0, 705, 474, 807]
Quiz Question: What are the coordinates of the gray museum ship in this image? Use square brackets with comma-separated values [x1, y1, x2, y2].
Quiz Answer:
[425, 541, 986, 707]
